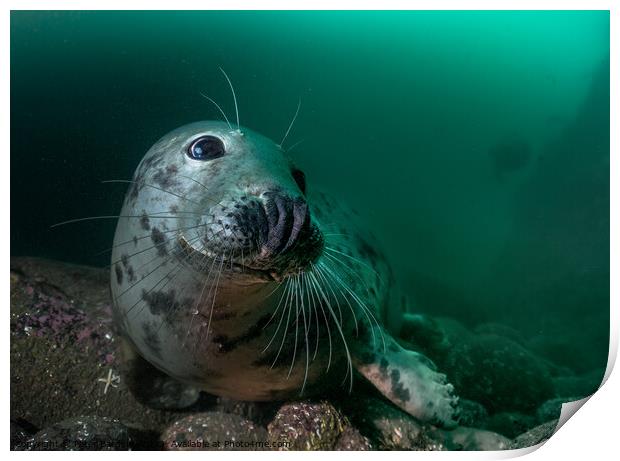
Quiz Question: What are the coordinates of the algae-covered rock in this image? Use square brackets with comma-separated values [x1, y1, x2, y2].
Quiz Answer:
[431, 426, 511, 451]
[23, 416, 158, 451]
[483, 412, 537, 439]
[342, 396, 444, 450]
[442, 333, 555, 413]
[535, 397, 583, 424]
[456, 399, 489, 428]
[162, 412, 268, 450]
[552, 369, 604, 398]
[509, 420, 558, 449]
[334, 426, 373, 450]
[267, 401, 350, 450]
[10, 257, 198, 434]
[10, 418, 38, 450]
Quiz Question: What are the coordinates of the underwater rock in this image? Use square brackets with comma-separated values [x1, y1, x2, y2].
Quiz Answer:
[342, 395, 444, 450]
[442, 333, 554, 413]
[161, 412, 268, 451]
[483, 412, 538, 439]
[334, 426, 373, 450]
[10, 418, 38, 450]
[535, 397, 581, 424]
[430, 426, 511, 451]
[212, 397, 281, 427]
[399, 314, 448, 355]
[456, 399, 489, 428]
[509, 420, 558, 449]
[10, 257, 197, 434]
[552, 369, 604, 398]
[23, 416, 159, 450]
[267, 401, 354, 450]
[473, 323, 527, 347]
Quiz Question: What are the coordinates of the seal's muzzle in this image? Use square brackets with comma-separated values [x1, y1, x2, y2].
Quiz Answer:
[261, 191, 310, 258]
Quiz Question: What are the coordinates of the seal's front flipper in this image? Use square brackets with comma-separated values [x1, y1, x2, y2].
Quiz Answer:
[121, 338, 201, 410]
[352, 328, 458, 428]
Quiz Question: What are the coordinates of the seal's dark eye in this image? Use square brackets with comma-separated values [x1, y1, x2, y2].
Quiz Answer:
[187, 135, 225, 161]
[292, 169, 306, 194]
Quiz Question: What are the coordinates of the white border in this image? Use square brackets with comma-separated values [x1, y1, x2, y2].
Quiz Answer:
[4, 2, 616, 460]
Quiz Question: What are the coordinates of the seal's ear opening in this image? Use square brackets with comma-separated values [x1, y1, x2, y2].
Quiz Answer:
[291, 168, 306, 194]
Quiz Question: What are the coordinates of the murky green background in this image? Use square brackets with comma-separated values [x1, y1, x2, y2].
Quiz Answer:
[11, 11, 609, 373]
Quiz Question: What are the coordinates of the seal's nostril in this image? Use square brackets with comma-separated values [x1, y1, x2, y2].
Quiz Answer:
[259, 191, 309, 257]
[282, 198, 309, 253]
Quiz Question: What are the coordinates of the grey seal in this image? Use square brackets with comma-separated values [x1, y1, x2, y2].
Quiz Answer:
[110, 119, 458, 427]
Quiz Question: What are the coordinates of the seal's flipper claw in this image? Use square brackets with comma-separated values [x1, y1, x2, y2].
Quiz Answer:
[352, 330, 459, 428]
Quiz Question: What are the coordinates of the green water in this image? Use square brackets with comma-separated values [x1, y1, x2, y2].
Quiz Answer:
[11, 11, 609, 373]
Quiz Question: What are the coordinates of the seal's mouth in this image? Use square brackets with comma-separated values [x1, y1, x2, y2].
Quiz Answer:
[177, 227, 324, 283]
[178, 235, 276, 281]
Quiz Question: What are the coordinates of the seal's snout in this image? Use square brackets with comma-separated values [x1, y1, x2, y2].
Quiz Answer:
[261, 191, 310, 258]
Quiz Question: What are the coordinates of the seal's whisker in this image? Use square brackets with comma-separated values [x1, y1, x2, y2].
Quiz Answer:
[261, 282, 289, 332]
[149, 263, 190, 330]
[324, 246, 384, 286]
[186, 241, 221, 352]
[279, 98, 302, 148]
[199, 92, 232, 130]
[98, 221, 209, 256]
[299, 272, 311, 395]
[125, 257, 183, 318]
[201, 250, 226, 345]
[285, 138, 305, 154]
[287, 275, 301, 380]
[271, 278, 296, 369]
[120, 233, 204, 305]
[307, 269, 338, 373]
[322, 250, 378, 312]
[309, 267, 353, 391]
[50, 214, 196, 228]
[263, 278, 292, 354]
[219, 67, 240, 132]
[184, 249, 222, 350]
[110, 233, 173, 269]
[309, 269, 333, 370]
[319, 257, 386, 353]
[102, 180, 204, 207]
[313, 262, 345, 328]
[304, 271, 321, 362]
[316, 262, 358, 336]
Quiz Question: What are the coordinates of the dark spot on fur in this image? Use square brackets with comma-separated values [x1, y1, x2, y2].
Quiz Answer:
[142, 322, 162, 359]
[151, 227, 168, 256]
[390, 369, 411, 402]
[355, 237, 379, 263]
[127, 265, 136, 282]
[115, 263, 123, 284]
[120, 253, 136, 282]
[140, 212, 151, 230]
[379, 358, 389, 378]
[214, 314, 272, 353]
[141, 289, 188, 320]
[152, 164, 179, 189]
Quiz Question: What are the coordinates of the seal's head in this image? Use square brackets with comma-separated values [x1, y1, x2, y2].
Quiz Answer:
[130, 121, 323, 283]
